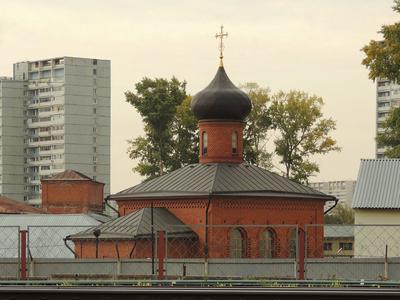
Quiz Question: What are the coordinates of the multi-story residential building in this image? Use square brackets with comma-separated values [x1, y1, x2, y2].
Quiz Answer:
[308, 180, 356, 207]
[0, 77, 26, 201]
[0, 57, 110, 206]
[376, 79, 400, 158]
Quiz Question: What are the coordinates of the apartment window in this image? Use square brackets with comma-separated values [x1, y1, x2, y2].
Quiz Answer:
[40, 165, 50, 170]
[52, 86, 64, 92]
[93, 146, 97, 153]
[378, 81, 390, 87]
[93, 97, 97, 104]
[93, 166, 97, 172]
[93, 136, 97, 143]
[93, 88, 97, 95]
[93, 69, 97, 75]
[93, 127, 97, 133]
[40, 146, 51, 151]
[93, 59, 97, 65]
[378, 102, 390, 108]
[378, 112, 389, 118]
[93, 156, 97, 162]
[378, 91, 390, 97]
[93, 108, 97, 114]
[52, 144, 64, 150]
[324, 242, 332, 251]
[339, 242, 353, 251]
[39, 88, 51, 93]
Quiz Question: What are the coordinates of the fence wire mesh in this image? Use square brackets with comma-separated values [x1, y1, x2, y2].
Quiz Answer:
[0, 226, 20, 279]
[2, 224, 400, 280]
[305, 224, 400, 280]
[162, 224, 299, 279]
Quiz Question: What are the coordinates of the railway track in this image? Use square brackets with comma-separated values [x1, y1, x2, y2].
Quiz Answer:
[1, 286, 400, 300]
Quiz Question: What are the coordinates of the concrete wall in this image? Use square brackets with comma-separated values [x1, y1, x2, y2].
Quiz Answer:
[1, 258, 399, 281]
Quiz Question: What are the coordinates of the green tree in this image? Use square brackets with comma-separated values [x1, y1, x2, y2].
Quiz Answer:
[377, 106, 400, 157]
[324, 203, 355, 224]
[362, 0, 400, 82]
[269, 91, 340, 184]
[125, 77, 187, 179]
[240, 83, 273, 169]
[169, 96, 199, 170]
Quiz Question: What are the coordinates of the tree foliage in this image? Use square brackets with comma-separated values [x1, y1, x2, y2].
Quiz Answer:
[240, 83, 273, 169]
[362, 1, 400, 82]
[324, 203, 355, 224]
[269, 91, 340, 184]
[377, 106, 400, 157]
[125, 77, 189, 179]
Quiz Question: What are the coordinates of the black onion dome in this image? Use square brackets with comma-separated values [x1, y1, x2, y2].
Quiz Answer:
[191, 66, 252, 121]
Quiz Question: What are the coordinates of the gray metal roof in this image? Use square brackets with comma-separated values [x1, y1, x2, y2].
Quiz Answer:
[70, 208, 197, 240]
[324, 225, 354, 238]
[0, 214, 103, 258]
[352, 159, 400, 209]
[111, 163, 334, 201]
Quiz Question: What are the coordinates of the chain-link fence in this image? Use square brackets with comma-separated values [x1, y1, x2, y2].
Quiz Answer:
[0, 226, 20, 279]
[305, 224, 400, 280]
[3, 224, 400, 281]
[162, 224, 299, 279]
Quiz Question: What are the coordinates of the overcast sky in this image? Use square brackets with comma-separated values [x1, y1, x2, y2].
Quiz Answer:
[0, 0, 398, 192]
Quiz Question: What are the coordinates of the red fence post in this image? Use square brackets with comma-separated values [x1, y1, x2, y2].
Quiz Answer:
[20, 230, 27, 280]
[157, 230, 165, 280]
[297, 228, 305, 280]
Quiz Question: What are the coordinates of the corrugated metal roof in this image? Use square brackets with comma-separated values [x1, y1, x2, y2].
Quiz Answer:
[112, 163, 333, 201]
[324, 225, 354, 238]
[352, 159, 400, 209]
[70, 208, 197, 240]
[0, 214, 103, 258]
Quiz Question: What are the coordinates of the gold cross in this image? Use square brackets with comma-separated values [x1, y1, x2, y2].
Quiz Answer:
[215, 25, 228, 66]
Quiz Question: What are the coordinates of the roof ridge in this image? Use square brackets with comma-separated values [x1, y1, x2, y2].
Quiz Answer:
[209, 164, 220, 193]
[136, 208, 147, 236]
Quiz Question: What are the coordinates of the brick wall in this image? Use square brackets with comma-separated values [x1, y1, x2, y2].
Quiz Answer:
[41, 180, 104, 214]
[198, 120, 244, 164]
[115, 196, 325, 258]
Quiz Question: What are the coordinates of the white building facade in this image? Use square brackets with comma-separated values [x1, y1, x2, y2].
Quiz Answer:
[308, 180, 356, 207]
[376, 79, 400, 158]
[0, 57, 110, 205]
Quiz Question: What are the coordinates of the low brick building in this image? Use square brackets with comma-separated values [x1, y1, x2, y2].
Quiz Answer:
[75, 61, 334, 259]
[41, 170, 104, 214]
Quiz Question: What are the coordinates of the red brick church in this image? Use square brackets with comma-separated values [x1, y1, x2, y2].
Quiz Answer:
[71, 58, 334, 259]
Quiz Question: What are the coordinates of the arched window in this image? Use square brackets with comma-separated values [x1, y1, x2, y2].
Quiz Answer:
[230, 227, 246, 258]
[288, 228, 297, 258]
[231, 131, 238, 154]
[202, 131, 208, 156]
[259, 228, 275, 258]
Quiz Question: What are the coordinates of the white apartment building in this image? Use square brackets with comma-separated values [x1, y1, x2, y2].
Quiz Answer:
[0, 77, 25, 201]
[376, 79, 400, 158]
[308, 180, 356, 207]
[0, 57, 110, 205]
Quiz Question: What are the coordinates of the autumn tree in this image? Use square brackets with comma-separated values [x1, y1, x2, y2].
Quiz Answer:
[126, 77, 187, 179]
[362, 0, 400, 82]
[269, 91, 340, 184]
[240, 83, 273, 169]
[377, 106, 400, 157]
